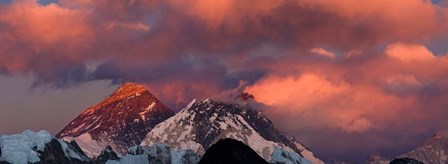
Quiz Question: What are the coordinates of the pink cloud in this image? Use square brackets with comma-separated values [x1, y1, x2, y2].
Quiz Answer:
[386, 43, 436, 62]
[0, 0, 92, 48]
[244, 72, 407, 133]
[245, 42, 448, 135]
[311, 48, 336, 58]
[242, 43, 448, 160]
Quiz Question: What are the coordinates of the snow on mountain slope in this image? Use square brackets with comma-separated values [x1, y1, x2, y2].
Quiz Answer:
[271, 147, 312, 164]
[398, 133, 448, 164]
[0, 130, 89, 164]
[293, 139, 325, 164]
[365, 154, 389, 164]
[106, 154, 149, 164]
[367, 133, 448, 164]
[141, 97, 322, 163]
[56, 82, 175, 157]
[106, 144, 200, 164]
[0, 130, 52, 163]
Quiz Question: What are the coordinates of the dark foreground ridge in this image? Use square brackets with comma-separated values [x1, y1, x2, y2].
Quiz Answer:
[389, 157, 424, 164]
[198, 138, 268, 164]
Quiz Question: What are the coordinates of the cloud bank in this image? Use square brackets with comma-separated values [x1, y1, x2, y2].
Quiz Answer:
[1, 0, 448, 162]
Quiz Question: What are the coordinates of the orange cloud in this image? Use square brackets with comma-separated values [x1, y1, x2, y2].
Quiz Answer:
[386, 43, 436, 62]
[245, 73, 349, 108]
[167, 0, 286, 29]
[0, 0, 92, 49]
[245, 73, 406, 133]
[245, 43, 448, 134]
[103, 22, 150, 32]
[301, 0, 446, 39]
[0, 0, 93, 78]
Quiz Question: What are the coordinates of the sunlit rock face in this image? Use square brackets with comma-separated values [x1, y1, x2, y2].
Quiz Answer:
[56, 82, 175, 157]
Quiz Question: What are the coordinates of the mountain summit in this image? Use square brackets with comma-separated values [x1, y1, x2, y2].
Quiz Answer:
[56, 82, 175, 157]
[367, 133, 448, 164]
[398, 132, 448, 164]
[141, 98, 323, 163]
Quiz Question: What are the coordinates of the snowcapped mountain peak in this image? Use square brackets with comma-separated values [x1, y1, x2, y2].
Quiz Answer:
[367, 133, 448, 164]
[56, 82, 175, 157]
[185, 99, 198, 109]
[84, 82, 153, 113]
[113, 82, 147, 96]
[430, 132, 446, 140]
[141, 98, 323, 163]
[420, 132, 448, 148]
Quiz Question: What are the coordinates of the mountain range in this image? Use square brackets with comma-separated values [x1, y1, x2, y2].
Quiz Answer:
[1, 82, 445, 164]
[0, 82, 323, 164]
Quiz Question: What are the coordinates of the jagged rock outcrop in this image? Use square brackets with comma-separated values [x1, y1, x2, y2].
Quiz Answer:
[94, 145, 119, 163]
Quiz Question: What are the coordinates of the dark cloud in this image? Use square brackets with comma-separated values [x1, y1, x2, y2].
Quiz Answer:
[31, 63, 88, 88]
[89, 56, 266, 108]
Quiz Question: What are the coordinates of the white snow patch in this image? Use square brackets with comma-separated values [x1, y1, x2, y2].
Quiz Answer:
[63, 133, 106, 158]
[106, 154, 149, 164]
[184, 99, 197, 111]
[294, 142, 325, 164]
[271, 147, 312, 164]
[234, 115, 279, 160]
[57, 140, 83, 160]
[171, 150, 186, 164]
[0, 130, 52, 164]
[178, 141, 202, 153]
[145, 102, 156, 111]
[170, 150, 199, 164]
[141, 108, 203, 154]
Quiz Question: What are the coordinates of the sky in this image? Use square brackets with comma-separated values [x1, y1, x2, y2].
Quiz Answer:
[1, 0, 448, 162]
